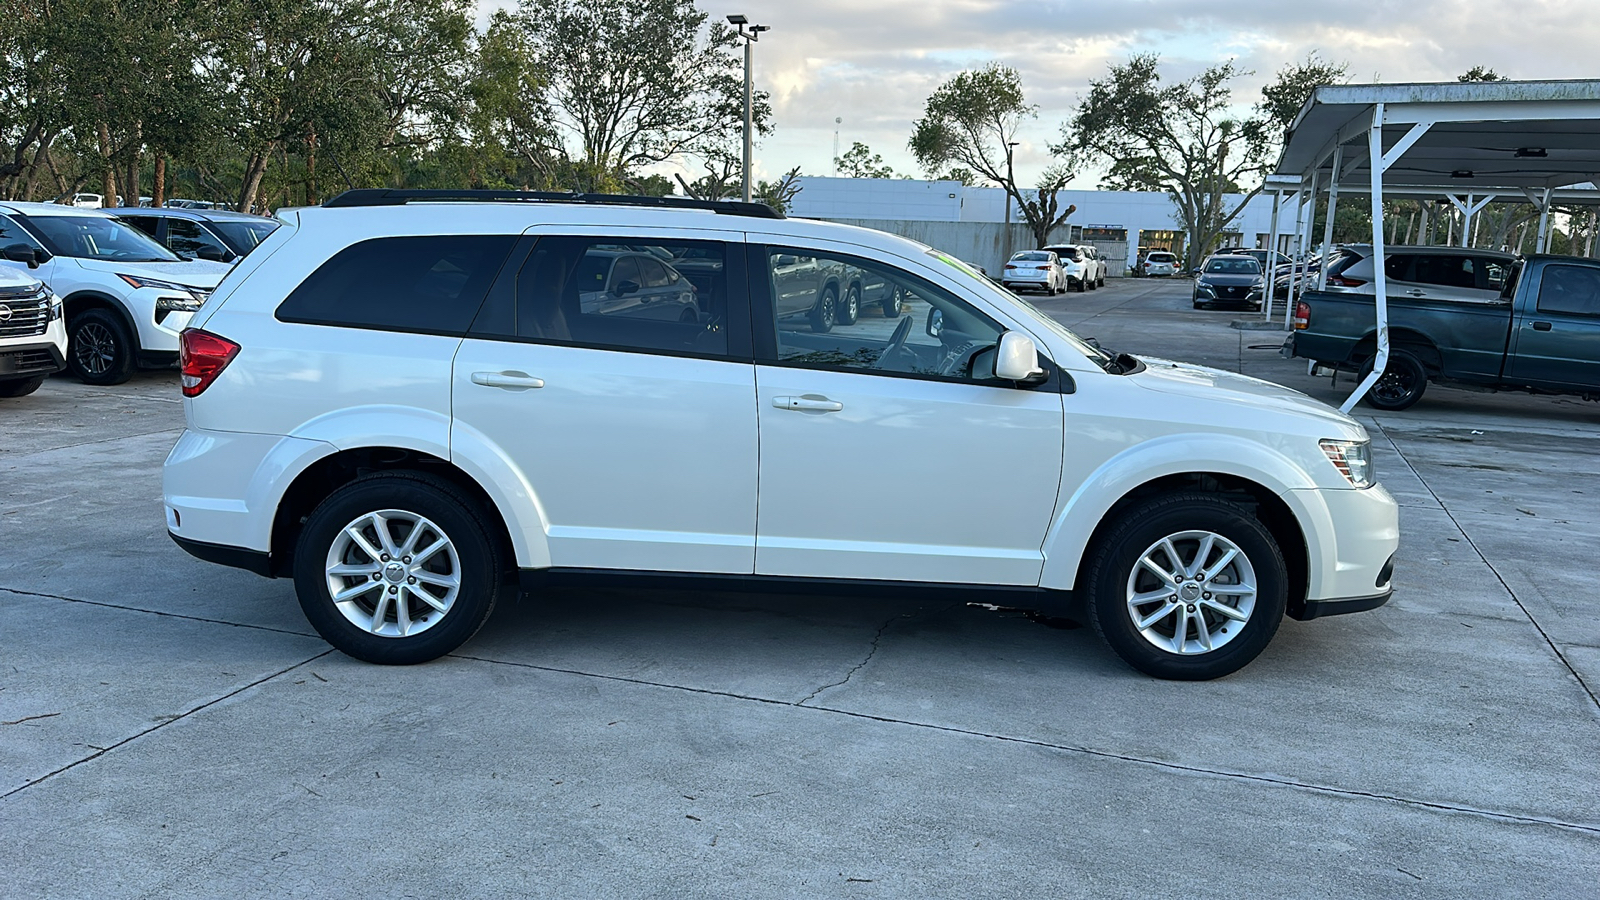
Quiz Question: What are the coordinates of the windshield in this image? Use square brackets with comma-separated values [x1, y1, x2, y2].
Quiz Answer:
[1205, 258, 1261, 275]
[210, 219, 278, 252]
[1012, 251, 1051, 262]
[926, 249, 1111, 366]
[21, 213, 179, 262]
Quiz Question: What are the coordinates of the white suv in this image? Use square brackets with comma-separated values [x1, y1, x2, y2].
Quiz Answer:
[0, 202, 232, 384]
[0, 265, 66, 398]
[163, 190, 1399, 680]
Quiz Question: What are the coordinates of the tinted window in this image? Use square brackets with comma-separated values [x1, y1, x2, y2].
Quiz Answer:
[1205, 258, 1260, 275]
[1384, 255, 1412, 281]
[0, 213, 44, 251]
[1536, 265, 1600, 317]
[119, 216, 160, 239]
[167, 219, 231, 258]
[20, 213, 178, 261]
[1412, 255, 1476, 290]
[471, 236, 728, 356]
[763, 247, 1006, 383]
[210, 219, 278, 253]
[1479, 258, 1511, 292]
[277, 235, 517, 334]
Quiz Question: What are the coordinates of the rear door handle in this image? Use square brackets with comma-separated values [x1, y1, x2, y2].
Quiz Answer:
[772, 395, 843, 412]
[1531, 321, 1553, 331]
[471, 371, 545, 391]
[1405, 289, 1426, 296]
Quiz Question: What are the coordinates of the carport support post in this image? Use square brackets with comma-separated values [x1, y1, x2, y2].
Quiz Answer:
[1342, 103, 1398, 414]
[1537, 187, 1554, 252]
[1263, 189, 1282, 320]
[1317, 144, 1344, 291]
[1285, 168, 1319, 327]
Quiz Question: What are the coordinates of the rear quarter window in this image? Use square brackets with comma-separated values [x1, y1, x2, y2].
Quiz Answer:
[275, 235, 517, 335]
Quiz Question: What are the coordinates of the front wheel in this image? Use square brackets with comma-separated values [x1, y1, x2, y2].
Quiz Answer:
[1085, 493, 1287, 680]
[0, 375, 45, 398]
[809, 287, 837, 333]
[880, 287, 904, 318]
[67, 309, 137, 385]
[293, 472, 505, 664]
[838, 285, 861, 325]
[1361, 350, 1428, 411]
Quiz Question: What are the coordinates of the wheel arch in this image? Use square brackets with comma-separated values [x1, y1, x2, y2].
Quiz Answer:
[1349, 328, 1441, 373]
[62, 290, 138, 336]
[1041, 442, 1319, 617]
[268, 445, 528, 580]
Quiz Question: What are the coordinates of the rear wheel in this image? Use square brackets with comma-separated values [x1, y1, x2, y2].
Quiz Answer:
[839, 285, 861, 325]
[1085, 493, 1287, 680]
[293, 472, 504, 664]
[1361, 349, 1428, 411]
[67, 308, 137, 385]
[881, 286, 904, 318]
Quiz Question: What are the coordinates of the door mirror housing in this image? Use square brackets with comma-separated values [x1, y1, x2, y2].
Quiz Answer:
[194, 245, 233, 262]
[3, 243, 45, 268]
[774, 254, 798, 267]
[925, 307, 944, 338]
[993, 331, 1046, 382]
[614, 279, 640, 297]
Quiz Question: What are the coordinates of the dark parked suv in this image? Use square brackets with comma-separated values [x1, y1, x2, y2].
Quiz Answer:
[116, 208, 280, 263]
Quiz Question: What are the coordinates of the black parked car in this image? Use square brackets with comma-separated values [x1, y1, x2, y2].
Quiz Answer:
[1193, 256, 1264, 309]
[114, 208, 279, 263]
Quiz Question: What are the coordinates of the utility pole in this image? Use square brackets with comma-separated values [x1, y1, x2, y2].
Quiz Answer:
[833, 118, 841, 176]
[727, 15, 769, 203]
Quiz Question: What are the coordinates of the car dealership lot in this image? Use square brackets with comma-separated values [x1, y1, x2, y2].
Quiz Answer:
[3, 277, 1597, 896]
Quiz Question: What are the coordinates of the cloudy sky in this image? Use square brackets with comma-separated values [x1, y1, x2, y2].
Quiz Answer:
[485, 0, 1600, 187]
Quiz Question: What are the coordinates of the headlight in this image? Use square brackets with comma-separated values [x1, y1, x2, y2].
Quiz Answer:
[117, 273, 209, 304]
[156, 296, 203, 312]
[1320, 439, 1374, 488]
[50, 294, 63, 320]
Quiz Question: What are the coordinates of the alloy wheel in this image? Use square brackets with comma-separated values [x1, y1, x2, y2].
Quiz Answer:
[323, 509, 461, 638]
[1124, 530, 1256, 655]
[73, 322, 117, 375]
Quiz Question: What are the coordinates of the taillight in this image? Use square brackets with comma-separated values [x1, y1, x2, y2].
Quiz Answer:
[1325, 275, 1366, 287]
[179, 328, 240, 397]
[1292, 301, 1311, 330]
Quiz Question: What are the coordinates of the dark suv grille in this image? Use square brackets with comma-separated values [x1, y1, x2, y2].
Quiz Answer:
[0, 348, 58, 375]
[0, 294, 49, 338]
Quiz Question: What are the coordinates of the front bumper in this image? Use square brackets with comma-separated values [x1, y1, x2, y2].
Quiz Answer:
[1286, 482, 1400, 617]
[0, 341, 66, 378]
[1194, 285, 1264, 305]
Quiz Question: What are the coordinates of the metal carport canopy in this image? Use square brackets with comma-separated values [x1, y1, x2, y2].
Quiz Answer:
[1271, 79, 1600, 412]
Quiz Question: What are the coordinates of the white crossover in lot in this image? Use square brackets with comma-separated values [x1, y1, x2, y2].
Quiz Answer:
[1001, 250, 1065, 294]
[1143, 251, 1179, 277]
[0, 202, 232, 384]
[0, 265, 66, 398]
[163, 190, 1399, 680]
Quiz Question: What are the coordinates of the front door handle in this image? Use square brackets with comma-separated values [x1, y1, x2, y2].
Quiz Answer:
[772, 395, 843, 412]
[1531, 321, 1553, 331]
[1405, 289, 1426, 297]
[471, 371, 545, 391]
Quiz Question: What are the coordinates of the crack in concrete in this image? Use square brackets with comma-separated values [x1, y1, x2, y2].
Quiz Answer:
[1370, 419, 1600, 712]
[446, 650, 1600, 837]
[1, 651, 334, 801]
[795, 612, 903, 707]
[0, 587, 318, 639]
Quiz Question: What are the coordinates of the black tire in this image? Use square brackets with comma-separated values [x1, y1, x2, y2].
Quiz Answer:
[839, 284, 861, 325]
[67, 308, 137, 385]
[1360, 349, 1428, 411]
[809, 287, 837, 333]
[880, 287, 903, 318]
[1098, 275, 1106, 288]
[293, 471, 505, 665]
[0, 375, 45, 398]
[1074, 278, 1086, 293]
[1085, 493, 1287, 680]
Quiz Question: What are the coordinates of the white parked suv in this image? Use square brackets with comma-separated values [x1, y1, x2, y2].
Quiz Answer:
[163, 190, 1399, 680]
[0, 202, 232, 384]
[0, 265, 67, 398]
[1042, 244, 1103, 292]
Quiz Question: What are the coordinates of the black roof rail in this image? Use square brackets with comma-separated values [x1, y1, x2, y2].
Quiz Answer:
[320, 189, 784, 219]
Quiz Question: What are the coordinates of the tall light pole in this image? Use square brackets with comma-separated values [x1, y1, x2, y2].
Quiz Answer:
[1004, 141, 1020, 261]
[727, 15, 769, 203]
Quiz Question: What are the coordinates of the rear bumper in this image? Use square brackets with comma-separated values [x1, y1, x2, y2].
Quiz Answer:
[168, 532, 275, 577]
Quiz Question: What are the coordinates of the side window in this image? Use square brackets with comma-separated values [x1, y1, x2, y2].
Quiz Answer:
[1384, 255, 1412, 281]
[472, 236, 728, 356]
[276, 235, 517, 334]
[167, 219, 230, 258]
[1413, 255, 1476, 289]
[1535, 265, 1600, 317]
[1480, 258, 1510, 292]
[120, 216, 159, 239]
[763, 247, 1006, 382]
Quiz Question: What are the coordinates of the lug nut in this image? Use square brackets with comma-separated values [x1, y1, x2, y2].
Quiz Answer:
[407, 576, 416, 585]
[388, 586, 397, 595]
[1186, 604, 1196, 612]
[371, 573, 381, 581]
[402, 556, 411, 564]
[1203, 592, 1211, 600]
[381, 554, 390, 562]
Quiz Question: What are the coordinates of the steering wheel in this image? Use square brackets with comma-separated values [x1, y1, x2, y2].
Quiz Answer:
[873, 314, 916, 370]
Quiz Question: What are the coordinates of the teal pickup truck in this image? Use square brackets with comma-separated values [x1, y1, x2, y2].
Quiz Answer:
[1282, 254, 1600, 410]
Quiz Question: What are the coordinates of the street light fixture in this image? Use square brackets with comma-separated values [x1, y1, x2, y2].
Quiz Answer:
[728, 14, 770, 203]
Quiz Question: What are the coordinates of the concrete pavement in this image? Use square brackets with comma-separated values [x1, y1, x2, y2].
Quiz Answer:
[2, 280, 1597, 897]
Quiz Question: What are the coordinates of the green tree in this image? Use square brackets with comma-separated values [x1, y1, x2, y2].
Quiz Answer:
[1458, 66, 1504, 83]
[754, 165, 802, 214]
[835, 141, 897, 179]
[1066, 52, 1347, 267]
[909, 63, 1076, 247]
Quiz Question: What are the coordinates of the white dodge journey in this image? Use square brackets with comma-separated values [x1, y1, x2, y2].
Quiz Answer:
[163, 190, 1398, 680]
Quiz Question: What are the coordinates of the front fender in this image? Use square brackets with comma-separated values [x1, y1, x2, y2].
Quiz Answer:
[1039, 433, 1323, 591]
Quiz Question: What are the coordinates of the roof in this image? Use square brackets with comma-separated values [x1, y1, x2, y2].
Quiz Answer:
[0, 201, 114, 218]
[112, 207, 270, 223]
[1275, 79, 1600, 190]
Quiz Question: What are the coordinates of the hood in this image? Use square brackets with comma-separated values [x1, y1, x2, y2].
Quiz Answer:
[71, 257, 231, 288]
[1131, 356, 1364, 434]
[0, 266, 43, 292]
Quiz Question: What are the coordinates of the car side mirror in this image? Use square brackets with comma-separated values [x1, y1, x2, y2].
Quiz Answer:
[774, 255, 798, 267]
[3, 244, 44, 268]
[615, 279, 640, 297]
[925, 307, 944, 338]
[195, 245, 232, 262]
[993, 331, 1046, 382]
